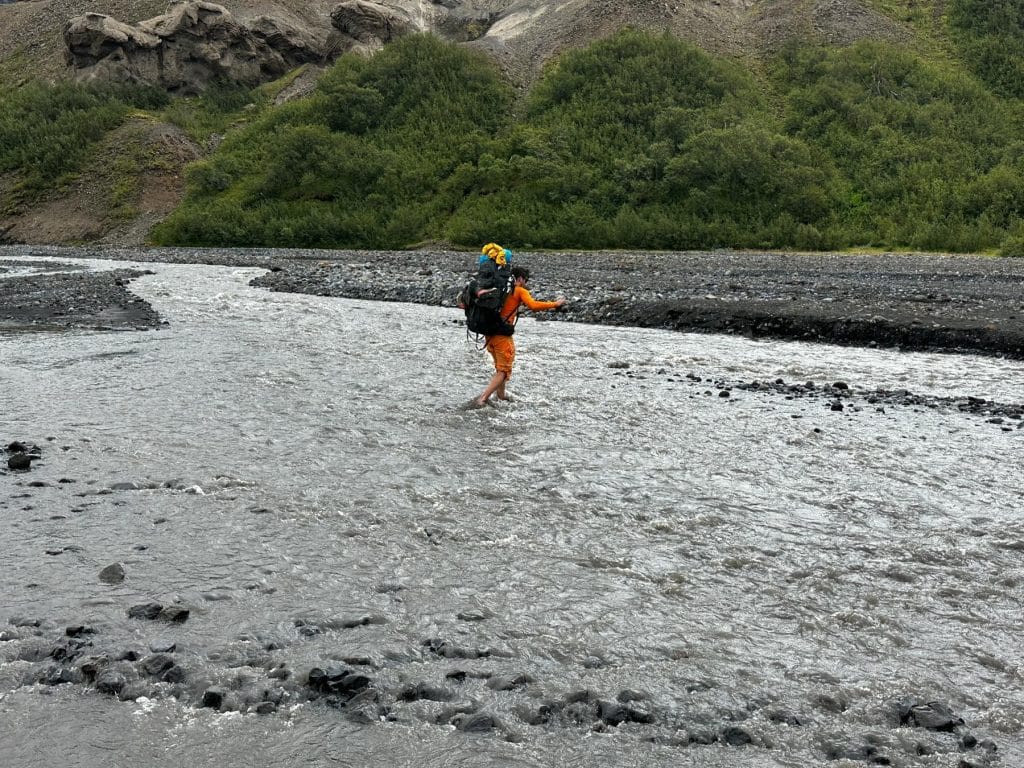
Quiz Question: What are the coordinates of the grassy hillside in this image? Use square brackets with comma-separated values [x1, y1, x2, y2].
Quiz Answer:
[4, 0, 1024, 254]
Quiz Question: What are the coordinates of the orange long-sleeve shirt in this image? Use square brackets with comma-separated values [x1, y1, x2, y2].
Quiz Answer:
[501, 285, 560, 326]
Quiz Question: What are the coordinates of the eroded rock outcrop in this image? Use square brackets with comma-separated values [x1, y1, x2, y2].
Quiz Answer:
[330, 1, 419, 49]
[64, 2, 326, 93]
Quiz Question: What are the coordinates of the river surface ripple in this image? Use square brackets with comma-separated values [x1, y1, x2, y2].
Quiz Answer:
[1, 258, 1022, 767]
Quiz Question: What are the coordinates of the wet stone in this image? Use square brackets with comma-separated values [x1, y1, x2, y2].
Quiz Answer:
[158, 605, 190, 623]
[340, 656, 374, 667]
[307, 666, 373, 697]
[140, 653, 175, 677]
[520, 703, 556, 726]
[202, 687, 226, 709]
[898, 698, 965, 732]
[766, 708, 807, 726]
[95, 669, 128, 695]
[8, 454, 33, 470]
[398, 682, 455, 702]
[452, 712, 499, 732]
[38, 665, 80, 686]
[344, 689, 386, 724]
[486, 673, 534, 691]
[422, 638, 490, 659]
[597, 699, 627, 726]
[720, 725, 754, 746]
[687, 729, 719, 745]
[99, 563, 126, 584]
[162, 665, 186, 684]
[128, 603, 163, 620]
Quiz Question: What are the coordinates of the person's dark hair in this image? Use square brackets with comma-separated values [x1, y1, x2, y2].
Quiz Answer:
[511, 266, 530, 281]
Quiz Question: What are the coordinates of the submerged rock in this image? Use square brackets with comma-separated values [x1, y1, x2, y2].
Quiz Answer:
[99, 563, 126, 584]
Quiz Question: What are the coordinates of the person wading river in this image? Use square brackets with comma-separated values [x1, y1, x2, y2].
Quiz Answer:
[473, 263, 566, 407]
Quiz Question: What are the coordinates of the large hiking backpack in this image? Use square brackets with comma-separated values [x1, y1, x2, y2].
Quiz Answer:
[458, 260, 516, 337]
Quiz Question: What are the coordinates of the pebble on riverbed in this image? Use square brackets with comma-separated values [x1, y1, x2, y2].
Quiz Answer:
[5, 440, 41, 471]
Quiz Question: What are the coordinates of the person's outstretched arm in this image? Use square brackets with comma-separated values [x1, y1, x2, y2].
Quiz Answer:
[516, 286, 566, 311]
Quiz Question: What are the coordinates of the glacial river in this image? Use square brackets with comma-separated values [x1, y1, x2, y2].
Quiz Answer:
[1, 257, 1022, 767]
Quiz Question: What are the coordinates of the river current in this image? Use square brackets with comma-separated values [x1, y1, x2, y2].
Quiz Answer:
[1, 257, 1022, 767]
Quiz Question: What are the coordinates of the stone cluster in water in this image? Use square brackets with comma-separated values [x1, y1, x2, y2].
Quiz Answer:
[611, 370, 1024, 431]
[1, 437, 1006, 765]
[0, 260, 162, 331]
[0, 610, 1000, 767]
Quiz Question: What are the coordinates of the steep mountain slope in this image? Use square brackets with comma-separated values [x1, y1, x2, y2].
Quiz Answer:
[1, 0, 910, 86]
[0, 1, 957, 247]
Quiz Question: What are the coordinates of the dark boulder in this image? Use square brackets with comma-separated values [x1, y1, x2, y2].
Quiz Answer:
[127, 602, 162, 620]
[158, 605, 190, 623]
[307, 665, 373, 698]
[898, 698, 965, 732]
[8, 453, 33, 470]
[95, 668, 128, 695]
[99, 563, 126, 584]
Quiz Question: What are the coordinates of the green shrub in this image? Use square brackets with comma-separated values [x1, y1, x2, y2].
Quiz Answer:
[1001, 231, 1024, 257]
[154, 34, 514, 248]
[948, 0, 1024, 98]
[0, 82, 129, 202]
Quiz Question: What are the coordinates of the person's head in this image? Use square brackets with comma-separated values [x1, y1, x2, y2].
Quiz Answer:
[511, 265, 530, 285]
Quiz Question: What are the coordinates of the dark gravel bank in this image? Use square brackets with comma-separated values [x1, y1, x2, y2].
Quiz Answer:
[246, 247, 1024, 360]
[0, 258, 161, 332]
[3, 245, 1024, 359]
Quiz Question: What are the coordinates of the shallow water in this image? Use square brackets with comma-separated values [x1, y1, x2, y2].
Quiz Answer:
[1, 257, 1022, 767]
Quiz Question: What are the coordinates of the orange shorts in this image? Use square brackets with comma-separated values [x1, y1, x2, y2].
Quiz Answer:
[485, 335, 516, 376]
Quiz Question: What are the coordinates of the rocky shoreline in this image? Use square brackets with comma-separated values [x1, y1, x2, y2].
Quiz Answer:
[3, 245, 1022, 431]
[0, 258, 161, 332]
[4, 245, 1024, 360]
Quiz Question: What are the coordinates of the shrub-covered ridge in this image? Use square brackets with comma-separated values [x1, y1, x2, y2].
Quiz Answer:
[151, 29, 1024, 254]
[4, 13, 1024, 255]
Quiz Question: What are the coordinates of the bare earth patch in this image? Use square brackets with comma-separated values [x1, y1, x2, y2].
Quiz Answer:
[0, 118, 200, 247]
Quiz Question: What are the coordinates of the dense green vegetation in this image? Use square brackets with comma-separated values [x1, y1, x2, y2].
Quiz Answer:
[0, 82, 167, 209]
[773, 41, 1024, 252]
[155, 36, 514, 247]
[154, 31, 1024, 254]
[5, 19, 1024, 254]
[948, 0, 1024, 99]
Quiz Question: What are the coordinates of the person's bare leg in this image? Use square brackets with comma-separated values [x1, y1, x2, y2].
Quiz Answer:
[496, 378, 512, 401]
[476, 371, 507, 406]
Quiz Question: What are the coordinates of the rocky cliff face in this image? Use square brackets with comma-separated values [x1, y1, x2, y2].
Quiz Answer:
[2, 0, 909, 90]
[64, 3, 325, 93]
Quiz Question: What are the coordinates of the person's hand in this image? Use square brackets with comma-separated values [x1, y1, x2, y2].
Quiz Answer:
[555, 298, 567, 309]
